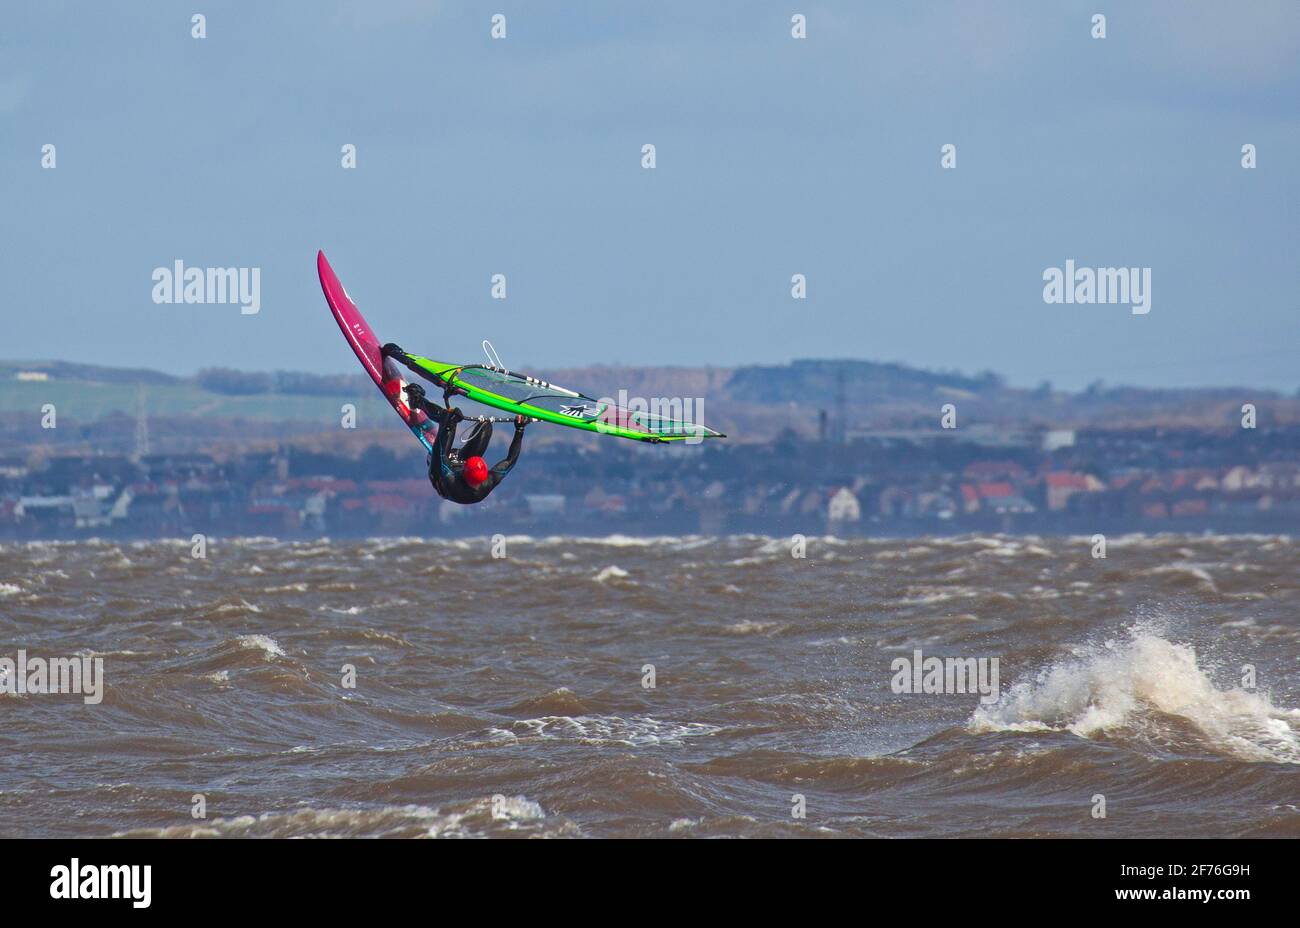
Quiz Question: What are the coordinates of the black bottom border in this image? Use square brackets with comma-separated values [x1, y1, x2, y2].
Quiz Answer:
[3, 837, 1287, 913]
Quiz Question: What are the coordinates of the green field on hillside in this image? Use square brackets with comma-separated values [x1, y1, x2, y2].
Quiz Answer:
[0, 378, 389, 424]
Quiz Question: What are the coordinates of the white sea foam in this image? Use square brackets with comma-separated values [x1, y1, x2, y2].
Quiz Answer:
[114, 794, 568, 838]
[212, 598, 261, 615]
[507, 715, 721, 746]
[236, 634, 285, 659]
[592, 565, 630, 583]
[116, 805, 436, 838]
[971, 629, 1300, 764]
[1144, 563, 1219, 591]
[574, 534, 687, 547]
[724, 619, 777, 635]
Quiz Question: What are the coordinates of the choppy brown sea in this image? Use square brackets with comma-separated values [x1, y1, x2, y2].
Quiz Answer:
[1, 533, 1296, 838]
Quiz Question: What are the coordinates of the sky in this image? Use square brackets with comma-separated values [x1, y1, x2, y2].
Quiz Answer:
[2, 1, 1297, 390]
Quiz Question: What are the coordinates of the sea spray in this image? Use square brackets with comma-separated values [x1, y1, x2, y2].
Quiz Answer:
[970, 629, 1300, 764]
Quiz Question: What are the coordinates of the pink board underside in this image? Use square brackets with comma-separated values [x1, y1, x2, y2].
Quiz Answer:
[317, 250, 430, 431]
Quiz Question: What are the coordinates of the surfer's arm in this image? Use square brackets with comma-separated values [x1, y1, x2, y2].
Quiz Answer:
[382, 343, 455, 393]
[402, 382, 450, 425]
[487, 421, 525, 484]
[418, 398, 449, 425]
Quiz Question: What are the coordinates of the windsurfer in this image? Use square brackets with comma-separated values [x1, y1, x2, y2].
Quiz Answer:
[383, 344, 526, 504]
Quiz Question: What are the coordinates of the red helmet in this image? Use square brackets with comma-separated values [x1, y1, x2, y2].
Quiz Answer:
[463, 456, 489, 487]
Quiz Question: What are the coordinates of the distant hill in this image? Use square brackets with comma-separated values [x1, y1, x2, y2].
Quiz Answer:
[1, 356, 1296, 455]
[726, 358, 1003, 403]
[0, 359, 183, 386]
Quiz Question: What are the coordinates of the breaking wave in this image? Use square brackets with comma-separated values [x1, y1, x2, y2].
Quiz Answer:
[971, 628, 1300, 764]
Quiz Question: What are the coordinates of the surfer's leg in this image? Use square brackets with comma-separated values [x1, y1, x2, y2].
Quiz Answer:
[460, 420, 493, 459]
[425, 452, 448, 497]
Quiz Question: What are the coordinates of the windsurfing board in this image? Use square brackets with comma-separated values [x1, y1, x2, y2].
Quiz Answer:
[316, 250, 436, 452]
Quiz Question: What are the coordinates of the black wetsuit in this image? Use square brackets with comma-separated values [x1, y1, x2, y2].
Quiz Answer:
[427, 409, 524, 504]
[381, 342, 525, 504]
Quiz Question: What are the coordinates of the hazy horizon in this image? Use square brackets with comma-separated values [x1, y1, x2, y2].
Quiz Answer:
[0, 349, 1294, 396]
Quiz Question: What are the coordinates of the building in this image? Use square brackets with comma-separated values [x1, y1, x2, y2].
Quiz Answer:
[827, 487, 861, 522]
[1044, 472, 1103, 511]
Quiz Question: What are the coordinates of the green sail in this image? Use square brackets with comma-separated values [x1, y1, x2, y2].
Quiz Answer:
[406, 355, 725, 444]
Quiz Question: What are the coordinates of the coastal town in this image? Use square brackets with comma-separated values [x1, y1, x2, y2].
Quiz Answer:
[4, 420, 1296, 539]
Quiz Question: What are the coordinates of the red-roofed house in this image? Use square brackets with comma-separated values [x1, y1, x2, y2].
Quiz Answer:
[963, 460, 1028, 482]
[1044, 472, 1103, 511]
[364, 480, 431, 496]
[366, 494, 411, 514]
